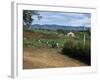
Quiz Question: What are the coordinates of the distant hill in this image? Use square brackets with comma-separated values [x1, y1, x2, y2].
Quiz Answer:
[31, 24, 90, 31]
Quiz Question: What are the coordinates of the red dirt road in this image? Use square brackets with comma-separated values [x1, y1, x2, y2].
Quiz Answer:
[23, 47, 88, 69]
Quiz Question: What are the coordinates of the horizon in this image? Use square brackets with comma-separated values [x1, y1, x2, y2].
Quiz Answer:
[31, 24, 91, 28]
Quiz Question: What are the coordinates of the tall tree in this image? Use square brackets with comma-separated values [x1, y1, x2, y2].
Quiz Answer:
[23, 10, 42, 30]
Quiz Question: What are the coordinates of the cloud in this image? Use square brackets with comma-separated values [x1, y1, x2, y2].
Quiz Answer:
[32, 11, 91, 27]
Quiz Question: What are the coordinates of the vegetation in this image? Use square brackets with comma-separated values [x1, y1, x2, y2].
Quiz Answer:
[23, 29, 67, 48]
[23, 10, 91, 69]
[23, 27, 91, 65]
[23, 10, 42, 30]
[62, 38, 91, 65]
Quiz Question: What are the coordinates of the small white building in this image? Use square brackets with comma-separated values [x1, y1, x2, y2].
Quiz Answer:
[67, 32, 75, 37]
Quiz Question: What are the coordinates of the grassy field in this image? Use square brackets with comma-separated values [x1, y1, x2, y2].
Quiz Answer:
[23, 28, 91, 69]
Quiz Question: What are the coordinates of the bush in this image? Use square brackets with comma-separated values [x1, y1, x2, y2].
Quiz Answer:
[62, 39, 91, 65]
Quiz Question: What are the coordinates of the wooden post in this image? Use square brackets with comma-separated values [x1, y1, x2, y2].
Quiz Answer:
[83, 34, 86, 45]
[83, 26, 86, 46]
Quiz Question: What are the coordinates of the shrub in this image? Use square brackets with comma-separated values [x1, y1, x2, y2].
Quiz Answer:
[62, 39, 91, 65]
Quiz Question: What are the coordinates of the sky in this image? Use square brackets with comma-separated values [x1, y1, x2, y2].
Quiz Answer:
[32, 11, 91, 27]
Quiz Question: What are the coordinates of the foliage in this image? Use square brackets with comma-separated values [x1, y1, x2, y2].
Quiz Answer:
[23, 10, 42, 30]
[62, 38, 91, 65]
[56, 29, 68, 34]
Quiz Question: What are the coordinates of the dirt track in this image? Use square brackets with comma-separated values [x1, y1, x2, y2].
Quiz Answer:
[23, 47, 88, 69]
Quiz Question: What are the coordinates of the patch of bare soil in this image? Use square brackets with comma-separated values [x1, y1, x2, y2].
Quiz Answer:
[23, 31, 39, 39]
[23, 47, 88, 69]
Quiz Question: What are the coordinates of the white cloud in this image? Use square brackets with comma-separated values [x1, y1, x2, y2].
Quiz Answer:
[67, 17, 91, 27]
[32, 11, 91, 27]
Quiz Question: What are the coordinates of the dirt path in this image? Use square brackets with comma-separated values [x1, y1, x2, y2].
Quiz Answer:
[23, 47, 88, 69]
